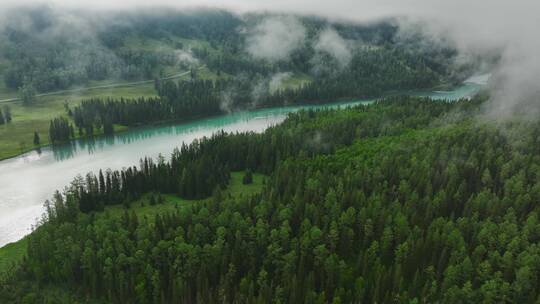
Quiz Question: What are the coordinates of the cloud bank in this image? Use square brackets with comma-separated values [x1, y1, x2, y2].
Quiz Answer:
[245, 16, 306, 62]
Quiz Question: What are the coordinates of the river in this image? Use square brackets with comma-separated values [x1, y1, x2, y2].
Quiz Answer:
[0, 75, 489, 247]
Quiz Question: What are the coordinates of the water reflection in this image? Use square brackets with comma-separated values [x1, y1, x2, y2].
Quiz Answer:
[50, 112, 274, 161]
[52, 141, 77, 161]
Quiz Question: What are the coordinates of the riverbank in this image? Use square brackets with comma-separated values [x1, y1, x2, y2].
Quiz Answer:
[0, 83, 158, 161]
[0, 171, 264, 273]
[0, 124, 130, 162]
[0, 78, 480, 162]
[0, 65, 227, 161]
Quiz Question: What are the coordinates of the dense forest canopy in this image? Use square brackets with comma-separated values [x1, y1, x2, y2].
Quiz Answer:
[6, 95, 540, 303]
[5, 4, 535, 304]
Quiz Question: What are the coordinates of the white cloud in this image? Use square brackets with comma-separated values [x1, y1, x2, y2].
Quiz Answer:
[314, 27, 352, 67]
[174, 49, 199, 66]
[245, 16, 306, 62]
[269, 72, 291, 93]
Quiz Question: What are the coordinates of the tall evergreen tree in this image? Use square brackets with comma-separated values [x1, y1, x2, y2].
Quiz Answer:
[20, 80, 37, 105]
[33, 132, 40, 145]
[243, 169, 253, 185]
[2, 105, 11, 123]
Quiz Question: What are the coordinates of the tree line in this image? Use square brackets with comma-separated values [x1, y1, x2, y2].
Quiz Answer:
[48, 117, 75, 144]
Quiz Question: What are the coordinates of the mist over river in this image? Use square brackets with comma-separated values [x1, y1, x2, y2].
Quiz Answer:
[0, 75, 488, 247]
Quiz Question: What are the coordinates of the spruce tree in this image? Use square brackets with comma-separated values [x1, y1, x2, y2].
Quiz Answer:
[33, 131, 40, 145]
[2, 105, 11, 123]
[242, 169, 253, 185]
[20, 80, 37, 105]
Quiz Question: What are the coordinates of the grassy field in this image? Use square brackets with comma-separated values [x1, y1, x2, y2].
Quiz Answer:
[282, 73, 312, 90]
[0, 83, 157, 161]
[0, 65, 304, 161]
[0, 32, 224, 161]
[0, 237, 28, 277]
[0, 27, 308, 162]
[0, 32, 306, 161]
[0, 64, 227, 161]
[0, 171, 265, 275]
[104, 171, 264, 218]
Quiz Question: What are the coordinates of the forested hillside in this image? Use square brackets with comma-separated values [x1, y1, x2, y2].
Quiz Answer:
[4, 95, 540, 303]
[0, 8, 468, 95]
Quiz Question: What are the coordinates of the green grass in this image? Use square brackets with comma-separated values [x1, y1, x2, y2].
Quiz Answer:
[104, 171, 265, 218]
[0, 63, 226, 161]
[0, 237, 28, 276]
[0, 171, 265, 275]
[228, 171, 265, 197]
[0, 77, 159, 161]
[0, 35, 216, 161]
[105, 193, 190, 218]
[282, 73, 312, 90]
[0, 87, 141, 161]
[0, 35, 236, 161]
[197, 66, 232, 81]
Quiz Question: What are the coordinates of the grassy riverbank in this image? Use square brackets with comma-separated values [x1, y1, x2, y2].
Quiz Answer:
[0, 66, 224, 161]
[0, 83, 158, 161]
[0, 67, 312, 161]
[0, 171, 265, 275]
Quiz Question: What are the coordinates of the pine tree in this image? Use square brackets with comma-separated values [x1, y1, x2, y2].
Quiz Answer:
[103, 119, 114, 135]
[99, 170, 106, 196]
[33, 131, 40, 145]
[20, 80, 37, 105]
[2, 105, 11, 123]
[243, 169, 253, 185]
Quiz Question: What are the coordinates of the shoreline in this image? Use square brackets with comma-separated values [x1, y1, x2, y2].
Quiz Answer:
[0, 81, 469, 163]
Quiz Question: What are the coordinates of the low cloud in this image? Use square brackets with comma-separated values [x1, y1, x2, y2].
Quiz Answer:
[0, 6, 123, 89]
[245, 16, 306, 62]
[249, 72, 293, 107]
[269, 72, 292, 93]
[314, 27, 352, 67]
[219, 89, 235, 113]
[174, 49, 199, 67]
